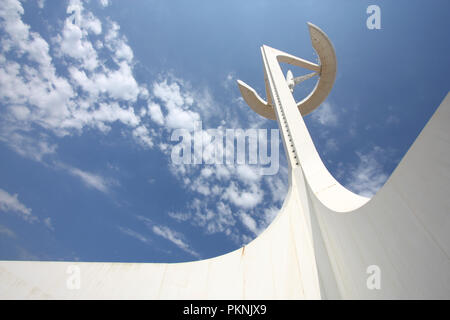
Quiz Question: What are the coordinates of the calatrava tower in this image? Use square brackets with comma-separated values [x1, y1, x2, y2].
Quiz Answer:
[1, 23, 449, 299]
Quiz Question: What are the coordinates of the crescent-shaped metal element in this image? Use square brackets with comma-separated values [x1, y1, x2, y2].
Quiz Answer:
[295, 22, 336, 116]
[237, 22, 337, 119]
[236, 80, 277, 120]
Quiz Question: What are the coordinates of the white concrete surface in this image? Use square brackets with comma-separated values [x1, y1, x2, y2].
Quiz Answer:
[1, 23, 449, 299]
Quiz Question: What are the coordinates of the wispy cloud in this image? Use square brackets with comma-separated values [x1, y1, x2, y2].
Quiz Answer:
[118, 226, 151, 245]
[135, 215, 200, 258]
[152, 224, 200, 258]
[386, 114, 400, 125]
[311, 101, 338, 126]
[99, 0, 109, 7]
[239, 207, 279, 237]
[0, 131, 57, 163]
[346, 146, 389, 197]
[65, 165, 110, 193]
[324, 138, 339, 153]
[0, 224, 17, 239]
[222, 72, 236, 89]
[0, 188, 37, 223]
[44, 217, 54, 231]
[168, 211, 191, 222]
[240, 212, 259, 235]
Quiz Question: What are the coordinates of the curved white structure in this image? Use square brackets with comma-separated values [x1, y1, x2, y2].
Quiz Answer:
[1, 23, 449, 299]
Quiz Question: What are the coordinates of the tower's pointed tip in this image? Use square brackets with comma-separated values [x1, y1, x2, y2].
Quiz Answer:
[237, 79, 247, 88]
[307, 22, 328, 38]
[307, 22, 319, 32]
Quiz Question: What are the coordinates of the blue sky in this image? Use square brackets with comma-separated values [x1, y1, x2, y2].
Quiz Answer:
[0, 0, 449, 263]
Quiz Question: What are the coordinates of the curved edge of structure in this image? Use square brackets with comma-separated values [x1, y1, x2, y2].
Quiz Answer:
[296, 143, 371, 213]
[296, 126, 370, 213]
[0, 170, 322, 299]
[236, 80, 277, 120]
[307, 92, 450, 299]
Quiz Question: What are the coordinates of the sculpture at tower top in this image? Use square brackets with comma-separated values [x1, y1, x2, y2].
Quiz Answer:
[237, 22, 337, 119]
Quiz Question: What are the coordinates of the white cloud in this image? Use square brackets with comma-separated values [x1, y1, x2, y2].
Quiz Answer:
[0, 224, 17, 238]
[262, 206, 279, 226]
[135, 215, 200, 257]
[65, 165, 110, 193]
[70, 61, 141, 102]
[236, 165, 260, 183]
[386, 114, 400, 125]
[132, 125, 153, 148]
[152, 224, 200, 258]
[152, 80, 200, 130]
[0, 188, 37, 223]
[0, 131, 57, 162]
[0, 1, 76, 137]
[99, 0, 110, 7]
[56, 0, 101, 70]
[166, 108, 200, 130]
[240, 212, 258, 235]
[118, 226, 151, 244]
[239, 206, 278, 237]
[115, 40, 133, 62]
[325, 138, 338, 153]
[346, 146, 389, 197]
[0, 0, 52, 67]
[223, 182, 263, 209]
[191, 179, 211, 196]
[153, 81, 185, 109]
[0, 0, 158, 169]
[62, 101, 140, 133]
[223, 72, 235, 89]
[44, 217, 54, 231]
[8, 105, 30, 120]
[168, 211, 191, 222]
[135, 215, 153, 224]
[311, 101, 338, 126]
[148, 102, 165, 125]
[265, 170, 288, 204]
[193, 201, 235, 235]
[104, 21, 134, 63]
[215, 165, 231, 180]
[200, 167, 213, 178]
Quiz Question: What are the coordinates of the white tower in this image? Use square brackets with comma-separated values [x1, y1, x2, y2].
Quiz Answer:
[1, 23, 449, 299]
